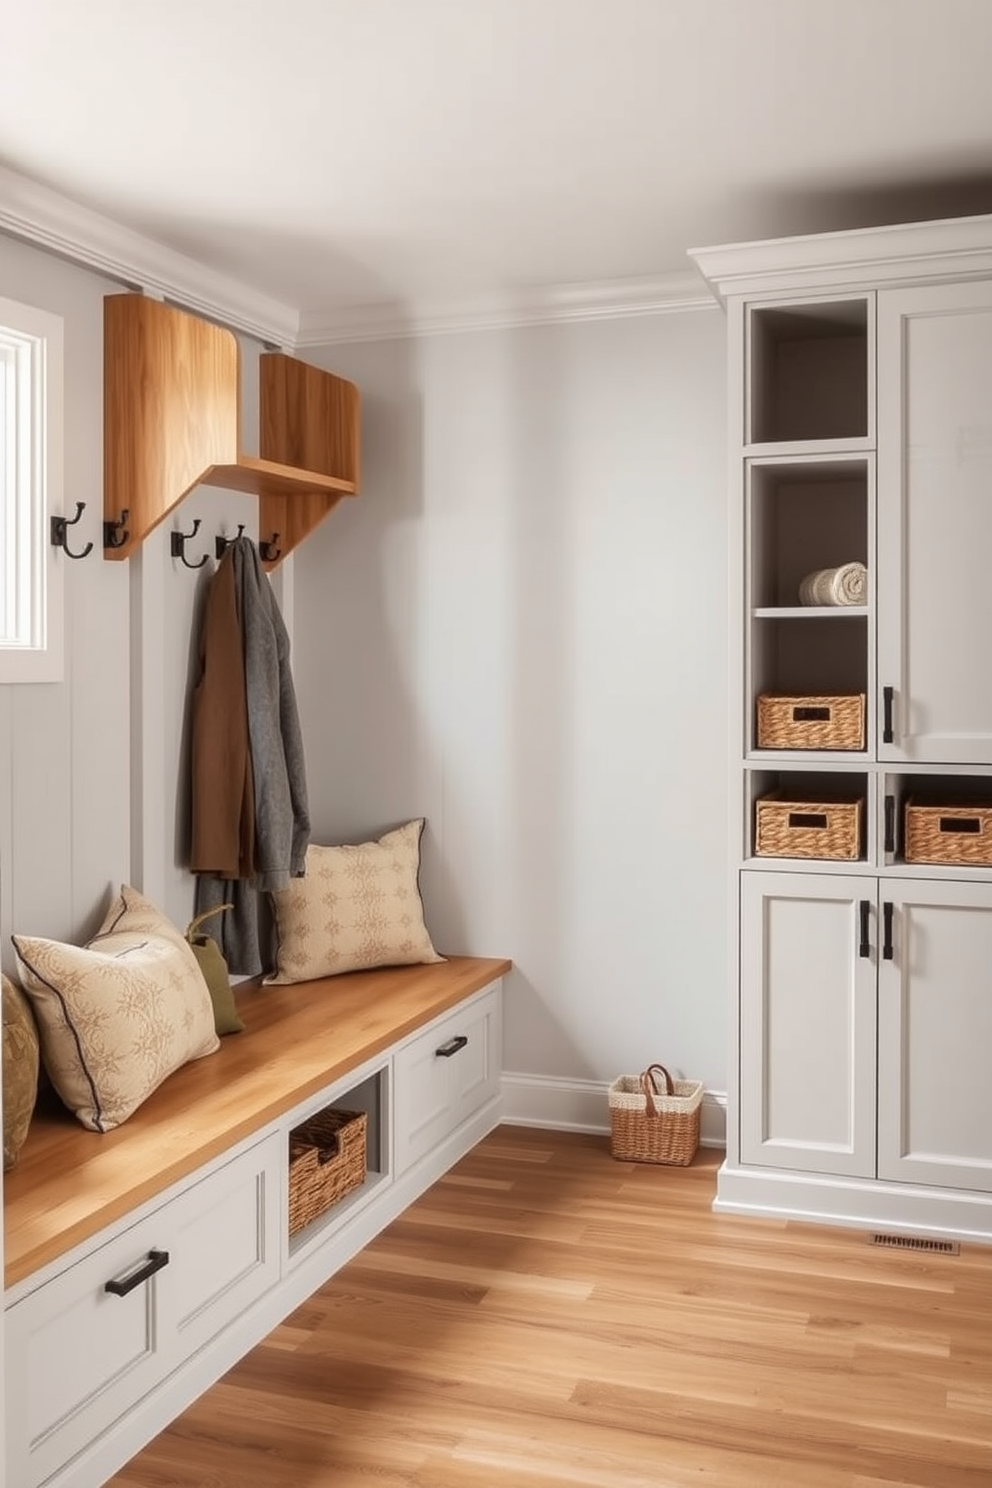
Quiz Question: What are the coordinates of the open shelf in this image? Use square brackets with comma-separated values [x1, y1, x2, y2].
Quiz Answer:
[748, 616, 868, 738]
[747, 298, 871, 445]
[881, 771, 992, 869]
[103, 295, 360, 567]
[746, 768, 871, 864]
[747, 456, 870, 610]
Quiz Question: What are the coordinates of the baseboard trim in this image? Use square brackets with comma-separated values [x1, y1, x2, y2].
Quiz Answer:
[500, 1072, 727, 1148]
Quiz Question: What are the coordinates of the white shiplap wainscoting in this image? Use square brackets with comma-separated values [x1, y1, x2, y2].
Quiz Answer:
[501, 1073, 727, 1149]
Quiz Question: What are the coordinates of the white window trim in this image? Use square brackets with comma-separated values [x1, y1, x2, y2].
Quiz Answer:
[0, 294, 64, 684]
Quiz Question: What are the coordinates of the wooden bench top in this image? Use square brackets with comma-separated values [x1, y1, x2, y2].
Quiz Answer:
[3, 955, 510, 1289]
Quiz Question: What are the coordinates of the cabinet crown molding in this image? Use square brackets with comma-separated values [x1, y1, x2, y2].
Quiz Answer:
[689, 212, 992, 303]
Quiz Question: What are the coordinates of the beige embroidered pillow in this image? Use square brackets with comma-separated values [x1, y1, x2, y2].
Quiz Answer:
[12, 885, 220, 1133]
[265, 819, 444, 984]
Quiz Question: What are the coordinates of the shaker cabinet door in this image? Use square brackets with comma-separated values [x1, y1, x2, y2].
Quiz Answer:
[740, 872, 877, 1178]
[877, 281, 992, 763]
[877, 878, 992, 1192]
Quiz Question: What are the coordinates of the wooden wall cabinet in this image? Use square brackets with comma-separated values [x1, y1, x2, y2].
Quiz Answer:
[103, 294, 360, 568]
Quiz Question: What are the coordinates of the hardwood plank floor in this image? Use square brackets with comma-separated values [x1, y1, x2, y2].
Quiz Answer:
[109, 1127, 992, 1488]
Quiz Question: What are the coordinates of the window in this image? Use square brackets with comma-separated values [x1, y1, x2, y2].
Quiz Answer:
[0, 295, 64, 684]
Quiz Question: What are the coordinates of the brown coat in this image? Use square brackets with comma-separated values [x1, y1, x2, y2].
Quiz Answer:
[189, 550, 255, 878]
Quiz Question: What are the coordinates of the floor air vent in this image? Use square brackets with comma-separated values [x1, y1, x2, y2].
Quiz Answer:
[871, 1232, 959, 1255]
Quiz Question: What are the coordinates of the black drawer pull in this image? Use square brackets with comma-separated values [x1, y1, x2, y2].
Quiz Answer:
[859, 899, 871, 959]
[788, 812, 828, 829]
[793, 706, 830, 722]
[882, 901, 894, 961]
[884, 794, 896, 854]
[940, 816, 981, 834]
[882, 686, 894, 744]
[104, 1249, 170, 1297]
[435, 1035, 468, 1058]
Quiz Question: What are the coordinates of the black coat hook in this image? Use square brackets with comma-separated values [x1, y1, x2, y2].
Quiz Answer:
[104, 509, 130, 550]
[259, 532, 281, 563]
[215, 523, 245, 560]
[170, 518, 209, 569]
[50, 502, 93, 559]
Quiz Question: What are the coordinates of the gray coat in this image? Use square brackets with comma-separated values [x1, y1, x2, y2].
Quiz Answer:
[194, 537, 310, 973]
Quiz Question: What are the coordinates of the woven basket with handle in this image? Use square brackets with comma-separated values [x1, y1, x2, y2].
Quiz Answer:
[608, 1063, 702, 1166]
[288, 1108, 367, 1236]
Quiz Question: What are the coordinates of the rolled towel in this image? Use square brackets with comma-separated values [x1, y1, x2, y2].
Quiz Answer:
[798, 561, 867, 607]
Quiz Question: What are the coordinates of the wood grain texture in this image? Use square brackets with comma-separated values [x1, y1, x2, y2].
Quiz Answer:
[259, 352, 361, 564]
[103, 294, 240, 559]
[3, 956, 509, 1287]
[106, 1126, 992, 1488]
[103, 298, 360, 565]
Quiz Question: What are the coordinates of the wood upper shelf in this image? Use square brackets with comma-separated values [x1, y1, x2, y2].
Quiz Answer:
[103, 294, 361, 567]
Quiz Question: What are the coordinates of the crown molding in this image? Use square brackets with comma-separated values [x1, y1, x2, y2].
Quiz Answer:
[689, 212, 992, 302]
[296, 271, 715, 347]
[0, 162, 300, 347]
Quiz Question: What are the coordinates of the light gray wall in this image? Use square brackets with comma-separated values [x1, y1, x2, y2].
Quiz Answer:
[0, 234, 267, 967]
[292, 310, 731, 1091]
[0, 231, 731, 1093]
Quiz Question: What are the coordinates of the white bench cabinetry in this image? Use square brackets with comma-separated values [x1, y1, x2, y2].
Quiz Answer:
[3, 962, 507, 1488]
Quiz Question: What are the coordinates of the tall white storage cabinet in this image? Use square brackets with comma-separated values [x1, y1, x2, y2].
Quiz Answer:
[691, 217, 992, 1241]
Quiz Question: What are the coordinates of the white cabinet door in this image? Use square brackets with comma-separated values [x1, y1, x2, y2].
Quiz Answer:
[877, 878, 992, 1192]
[167, 1132, 282, 1362]
[877, 281, 992, 762]
[740, 872, 877, 1177]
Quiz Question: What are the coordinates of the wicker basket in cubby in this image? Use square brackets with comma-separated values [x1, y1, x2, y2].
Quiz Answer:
[288, 1108, 367, 1236]
[755, 793, 863, 860]
[904, 800, 992, 867]
[756, 693, 865, 751]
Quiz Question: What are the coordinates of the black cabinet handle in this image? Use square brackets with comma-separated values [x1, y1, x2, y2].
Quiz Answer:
[104, 1249, 170, 1297]
[884, 794, 896, 855]
[882, 686, 895, 744]
[859, 900, 871, 959]
[882, 901, 894, 961]
[435, 1035, 468, 1058]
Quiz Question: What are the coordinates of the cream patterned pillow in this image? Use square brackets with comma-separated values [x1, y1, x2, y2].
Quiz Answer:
[12, 885, 219, 1133]
[265, 819, 445, 984]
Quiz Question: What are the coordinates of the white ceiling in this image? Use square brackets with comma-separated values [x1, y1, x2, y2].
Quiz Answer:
[4, 0, 992, 335]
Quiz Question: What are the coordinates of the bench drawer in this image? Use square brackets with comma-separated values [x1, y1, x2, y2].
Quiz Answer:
[5, 1133, 281, 1488]
[6, 1209, 172, 1487]
[393, 984, 501, 1176]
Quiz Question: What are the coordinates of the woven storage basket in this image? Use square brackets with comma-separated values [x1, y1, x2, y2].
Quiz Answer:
[755, 793, 862, 860]
[756, 693, 865, 751]
[608, 1064, 702, 1166]
[288, 1108, 367, 1236]
[904, 800, 992, 867]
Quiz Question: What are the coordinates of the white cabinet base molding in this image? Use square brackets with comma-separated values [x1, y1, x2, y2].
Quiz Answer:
[715, 1164, 992, 1245]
